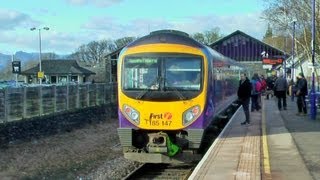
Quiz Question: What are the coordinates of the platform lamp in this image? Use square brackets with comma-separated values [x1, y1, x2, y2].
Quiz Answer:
[291, 20, 296, 101]
[283, 36, 287, 78]
[310, 0, 316, 120]
[30, 27, 50, 85]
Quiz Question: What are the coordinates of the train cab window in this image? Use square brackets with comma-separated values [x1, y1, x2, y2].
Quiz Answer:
[165, 58, 201, 91]
[123, 57, 159, 90]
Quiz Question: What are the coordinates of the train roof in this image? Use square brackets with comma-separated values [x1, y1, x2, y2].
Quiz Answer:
[120, 29, 245, 69]
[126, 30, 205, 48]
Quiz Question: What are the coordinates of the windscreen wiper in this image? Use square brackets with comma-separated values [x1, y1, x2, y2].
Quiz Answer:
[165, 83, 186, 100]
[135, 77, 159, 99]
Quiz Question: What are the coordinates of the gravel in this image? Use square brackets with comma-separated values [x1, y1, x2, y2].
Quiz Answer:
[0, 107, 141, 179]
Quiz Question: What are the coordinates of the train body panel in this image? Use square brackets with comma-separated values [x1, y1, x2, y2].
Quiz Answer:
[116, 30, 243, 163]
[119, 98, 205, 130]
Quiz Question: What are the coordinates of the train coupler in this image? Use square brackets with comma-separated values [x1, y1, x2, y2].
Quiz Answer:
[146, 132, 180, 156]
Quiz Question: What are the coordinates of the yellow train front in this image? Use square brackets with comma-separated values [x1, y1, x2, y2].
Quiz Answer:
[117, 30, 242, 163]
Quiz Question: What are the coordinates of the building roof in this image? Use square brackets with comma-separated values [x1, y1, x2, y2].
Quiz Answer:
[21, 59, 96, 75]
[210, 30, 288, 62]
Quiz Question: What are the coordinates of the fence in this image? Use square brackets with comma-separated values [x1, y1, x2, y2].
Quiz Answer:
[0, 83, 117, 123]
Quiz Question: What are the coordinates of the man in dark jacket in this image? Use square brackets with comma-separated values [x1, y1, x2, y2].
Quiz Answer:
[237, 73, 252, 125]
[296, 73, 308, 115]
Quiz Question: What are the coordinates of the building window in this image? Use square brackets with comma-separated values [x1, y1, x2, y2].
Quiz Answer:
[71, 76, 78, 82]
[51, 76, 57, 83]
[59, 76, 67, 83]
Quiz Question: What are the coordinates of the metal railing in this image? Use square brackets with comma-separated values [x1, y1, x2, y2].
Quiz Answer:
[0, 83, 117, 123]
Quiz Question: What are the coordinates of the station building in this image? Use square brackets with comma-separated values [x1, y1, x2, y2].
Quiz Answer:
[21, 60, 96, 84]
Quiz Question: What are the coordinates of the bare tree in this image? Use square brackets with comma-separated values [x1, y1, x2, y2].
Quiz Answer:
[263, 24, 273, 40]
[192, 27, 223, 45]
[70, 39, 116, 65]
[86, 41, 103, 64]
[192, 32, 205, 44]
[204, 27, 223, 45]
[262, 24, 293, 53]
[261, 0, 320, 61]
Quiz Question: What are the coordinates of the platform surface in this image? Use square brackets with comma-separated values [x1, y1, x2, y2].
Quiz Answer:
[189, 97, 319, 180]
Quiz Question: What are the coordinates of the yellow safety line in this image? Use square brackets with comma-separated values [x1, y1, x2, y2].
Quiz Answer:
[262, 99, 272, 179]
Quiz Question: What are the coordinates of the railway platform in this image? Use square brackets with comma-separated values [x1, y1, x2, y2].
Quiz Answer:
[189, 96, 320, 180]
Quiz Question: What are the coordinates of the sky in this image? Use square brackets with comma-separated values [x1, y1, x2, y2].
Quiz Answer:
[0, 0, 267, 55]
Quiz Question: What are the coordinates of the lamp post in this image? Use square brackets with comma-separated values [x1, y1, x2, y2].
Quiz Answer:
[291, 20, 296, 101]
[30, 27, 49, 84]
[310, 0, 316, 120]
[283, 36, 287, 77]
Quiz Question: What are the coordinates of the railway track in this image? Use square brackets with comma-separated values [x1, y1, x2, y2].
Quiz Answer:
[123, 163, 195, 179]
[122, 103, 240, 179]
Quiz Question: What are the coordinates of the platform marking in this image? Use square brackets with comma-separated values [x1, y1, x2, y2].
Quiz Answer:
[262, 99, 272, 179]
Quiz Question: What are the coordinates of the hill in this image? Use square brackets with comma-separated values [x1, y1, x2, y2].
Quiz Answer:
[0, 51, 69, 70]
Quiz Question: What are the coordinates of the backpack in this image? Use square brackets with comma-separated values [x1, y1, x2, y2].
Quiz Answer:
[261, 79, 267, 90]
[255, 81, 262, 92]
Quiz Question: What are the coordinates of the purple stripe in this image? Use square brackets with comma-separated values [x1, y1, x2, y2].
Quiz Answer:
[118, 109, 136, 128]
[186, 113, 204, 129]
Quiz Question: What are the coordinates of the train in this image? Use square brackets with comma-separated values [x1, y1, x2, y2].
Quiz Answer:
[117, 30, 244, 163]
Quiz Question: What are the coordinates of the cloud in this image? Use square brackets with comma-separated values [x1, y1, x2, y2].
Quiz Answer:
[66, 0, 123, 7]
[0, 11, 267, 55]
[167, 13, 266, 39]
[0, 30, 83, 54]
[81, 12, 267, 41]
[0, 9, 39, 30]
[82, 16, 174, 39]
[32, 31, 91, 54]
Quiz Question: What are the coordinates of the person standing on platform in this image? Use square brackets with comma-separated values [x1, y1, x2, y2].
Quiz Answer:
[260, 75, 267, 95]
[273, 73, 288, 110]
[265, 75, 276, 99]
[251, 73, 261, 112]
[237, 73, 252, 125]
[296, 73, 308, 115]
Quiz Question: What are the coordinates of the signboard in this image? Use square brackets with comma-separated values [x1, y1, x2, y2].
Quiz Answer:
[262, 64, 273, 70]
[213, 61, 229, 67]
[12, 61, 21, 74]
[37, 71, 44, 78]
[262, 58, 283, 65]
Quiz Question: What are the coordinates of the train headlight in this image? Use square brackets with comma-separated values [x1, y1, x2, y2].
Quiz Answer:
[185, 112, 194, 121]
[123, 105, 140, 125]
[183, 105, 200, 125]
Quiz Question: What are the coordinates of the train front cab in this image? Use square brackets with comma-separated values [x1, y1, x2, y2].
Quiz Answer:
[117, 44, 212, 163]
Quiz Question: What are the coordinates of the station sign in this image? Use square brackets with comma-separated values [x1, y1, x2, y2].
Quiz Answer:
[262, 57, 283, 65]
[262, 64, 273, 70]
[38, 71, 44, 78]
[12, 61, 21, 74]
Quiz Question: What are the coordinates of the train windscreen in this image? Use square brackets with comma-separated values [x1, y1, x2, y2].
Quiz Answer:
[164, 58, 201, 91]
[122, 54, 202, 91]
